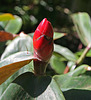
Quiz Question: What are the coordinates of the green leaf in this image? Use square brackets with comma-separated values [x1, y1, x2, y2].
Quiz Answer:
[54, 44, 77, 62]
[0, 83, 32, 100]
[0, 15, 22, 34]
[76, 49, 91, 57]
[63, 89, 91, 100]
[0, 13, 14, 21]
[53, 64, 91, 92]
[53, 32, 66, 40]
[1, 35, 33, 60]
[13, 72, 51, 97]
[71, 12, 91, 46]
[0, 51, 33, 66]
[0, 51, 37, 85]
[50, 54, 66, 74]
[12, 72, 65, 100]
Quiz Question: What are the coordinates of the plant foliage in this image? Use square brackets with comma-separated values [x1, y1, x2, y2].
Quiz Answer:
[0, 12, 91, 100]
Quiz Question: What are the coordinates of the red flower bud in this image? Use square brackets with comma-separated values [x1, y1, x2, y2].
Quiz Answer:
[33, 18, 53, 62]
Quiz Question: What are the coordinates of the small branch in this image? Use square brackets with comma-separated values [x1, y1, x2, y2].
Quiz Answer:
[64, 44, 91, 74]
[76, 44, 91, 65]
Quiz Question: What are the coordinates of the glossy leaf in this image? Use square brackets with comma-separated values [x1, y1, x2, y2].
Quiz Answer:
[0, 15, 22, 34]
[71, 12, 91, 46]
[13, 72, 51, 97]
[13, 72, 65, 100]
[53, 64, 91, 92]
[0, 13, 14, 21]
[53, 32, 66, 40]
[50, 54, 66, 74]
[54, 44, 77, 62]
[63, 89, 91, 100]
[0, 83, 32, 100]
[0, 51, 37, 85]
[1, 34, 33, 59]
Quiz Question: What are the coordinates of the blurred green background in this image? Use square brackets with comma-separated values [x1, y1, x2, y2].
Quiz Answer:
[0, 0, 91, 52]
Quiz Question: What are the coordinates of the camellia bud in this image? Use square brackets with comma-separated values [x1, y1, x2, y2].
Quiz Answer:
[33, 18, 53, 62]
[33, 18, 54, 75]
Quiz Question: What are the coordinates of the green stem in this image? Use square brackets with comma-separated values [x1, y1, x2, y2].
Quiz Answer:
[76, 44, 91, 65]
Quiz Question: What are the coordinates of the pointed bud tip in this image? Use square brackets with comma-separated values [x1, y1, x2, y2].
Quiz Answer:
[40, 18, 47, 26]
[42, 18, 47, 22]
[41, 18, 51, 26]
